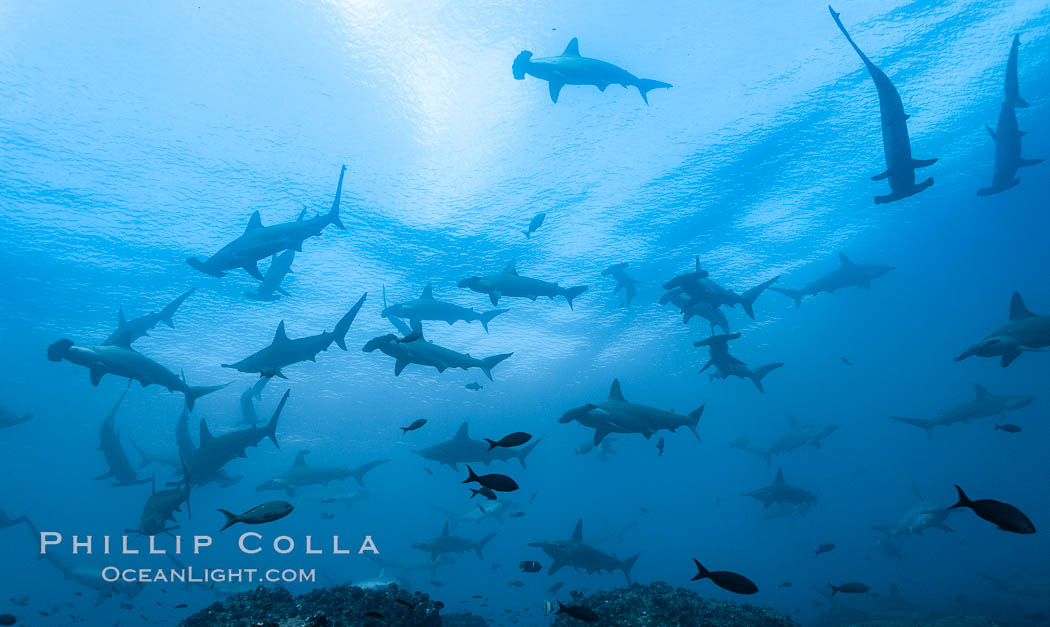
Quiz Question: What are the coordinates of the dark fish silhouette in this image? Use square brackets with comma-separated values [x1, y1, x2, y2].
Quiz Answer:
[520, 560, 542, 573]
[830, 582, 870, 596]
[484, 432, 532, 450]
[466, 382, 483, 391]
[994, 424, 1022, 433]
[656, 437, 665, 457]
[401, 419, 427, 434]
[840, 356, 853, 366]
[463, 466, 519, 492]
[949, 485, 1035, 534]
[690, 559, 758, 594]
[522, 212, 546, 238]
[555, 600, 599, 623]
[815, 543, 836, 556]
[470, 487, 497, 501]
[218, 501, 294, 531]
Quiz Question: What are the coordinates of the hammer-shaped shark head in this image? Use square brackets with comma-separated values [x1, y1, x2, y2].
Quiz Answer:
[512, 51, 533, 80]
[47, 339, 75, 362]
[558, 403, 598, 424]
[955, 336, 1015, 361]
[362, 334, 398, 353]
[457, 276, 483, 290]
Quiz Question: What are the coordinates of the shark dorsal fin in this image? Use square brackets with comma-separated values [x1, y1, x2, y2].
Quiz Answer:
[838, 252, 855, 267]
[774, 469, 785, 486]
[377, 568, 387, 579]
[608, 379, 626, 402]
[244, 211, 263, 234]
[117, 308, 127, 326]
[694, 256, 702, 272]
[1009, 292, 1035, 320]
[421, 284, 434, 300]
[502, 260, 518, 275]
[272, 321, 289, 344]
[786, 413, 800, 428]
[441, 521, 450, 537]
[199, 419, 214, 445]
[293, 450, 310, 467]
[571, 519, 583, 542]
[562, 38, 580, 57]
[453, 422, 470, 440]
[973, 384, 990, 399]
[296, 208, 307, 222]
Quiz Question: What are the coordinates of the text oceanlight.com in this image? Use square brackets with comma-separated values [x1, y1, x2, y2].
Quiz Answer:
[102, 567, 317, 584]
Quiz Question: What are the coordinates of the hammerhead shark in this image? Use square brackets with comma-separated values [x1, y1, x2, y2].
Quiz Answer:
[978, 36, 1041, 196]
[187, 165, 346, 279]
[512, 38, 671, 104]
[662, 257, 779, 320]
[602, 263, 641, 307]
[0, 404, 31, 429]
[771, 253, 894, 308]
[382, 284, 508, 332]
[412, 522, 497, 562]
[181, 390, 289, 487]
[222, 293, 366, 378]
[459, 260, 588, 310]
[829, 6, 937, 204]
[246, 249, 295, 301]
[558, 379, 704, 445]
[256, 450, 390, 497]
[694, 333, 784, 392]
[128, 470, 191, 537]
[890, 383, 1035, 438]
[528, 519, 640, 582]
[745, 469, 817, 512]
[47, 339, 225, 410]
[363, 323, 512, 380]
[955, 292, 1050, 367]
[104, 289, 196, 347]
[94, 382, 150, 487]
[413, 422, 543, 471]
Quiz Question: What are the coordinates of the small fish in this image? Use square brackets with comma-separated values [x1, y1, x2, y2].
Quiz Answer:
[0, 615, 15, 626]
[814, 543, 835, 556]
[520, 560, 542, 573]
[470, 487, 497, 501]
[994, 424, 1022, 433]
[840, 356, 853, 366]
[484, 432, 532, 450]
[509, 581, 525, 587]
[510, 511, 525, 518]
[555, 601, 599, 623]
[39, 611, 50, 617]
[530, 492, 537, 504]
[778, 582, 792, 589]
[401, 419, 427, 434]
[639, 507, 650, 514]
[949, 484, 1035, 534]
[424, 467, 434, 476]
[218, 501, 294, 531]
[829, 582, 869, 596]
[434, 601, 444, 609]
[548, 582, 564, 593]
[463, 465, 519, 492]
[321, 512, 335, 520]
[543, 601, 553, 616]
[466, 382, 482, 391]
[430, 580, 444, 587]
[522, 212, 546, 239]
[395, 599, 414, 610]
[363, 611, 385, 620]
[472, 594, 483, 599]
[691, 559, 759, 595]
[656, 437, 665, 456]
[491, 563, 501, 570]
[75, 592, 83, 597]
[175, 604, 188, 609]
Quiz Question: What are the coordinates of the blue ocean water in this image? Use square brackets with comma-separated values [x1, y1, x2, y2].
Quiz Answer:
[1, 0, 1048, 625]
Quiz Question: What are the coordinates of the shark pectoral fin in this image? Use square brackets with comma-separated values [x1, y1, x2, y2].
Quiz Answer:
[244, 262, 264, 281]
[597, 82, 608, 92]
[489, 292, 501, 307]
[294, 242, 303, 252]
[549, 81, 564, 103]
[89, 368, 105, 386]
[394, 359, 409, 376]
[871, 169, 891, 181]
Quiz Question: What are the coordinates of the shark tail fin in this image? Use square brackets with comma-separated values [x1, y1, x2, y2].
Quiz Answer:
[636, 79, 672, 105]
[475, 531, 498, 558]
[770, 287, 804, 309]
[515, 435, 544, 470]
[480, 353, 513, 381]
[1015, 96, 1029, 108]
[564, 285, 588, 310]
[265, 390, 291, 449]
[479, 309, 509, 333]
[1019, 157, 1043, 168]
[351, 459, 390, 488]
[130, 440, 151, 469]
[185, 383, 227, 411]
[161, 289, 196, 328]
[328, 165, 347, 230]
[218, 509, 239, 532]
[622, 552, 641, 583]
[739, 276, 780, 319]
[333, 293, 367, 350]
[889, 416, 937, 439]
[750, 363, 784, 393]
[687, 405, 705, 442]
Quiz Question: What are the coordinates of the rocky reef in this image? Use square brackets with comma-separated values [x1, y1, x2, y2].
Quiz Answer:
[180, 584, 447, 627]
[551, 581, 799, 627]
